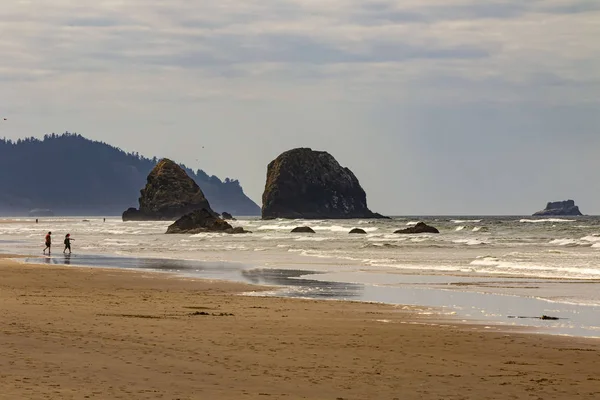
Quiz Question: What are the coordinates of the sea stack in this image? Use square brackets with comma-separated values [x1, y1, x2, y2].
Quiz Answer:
[122, 159, 216, 221]
[261, 148, 387, 219]
[533, 200, 583, 216]
[166, 208, 248, 234]
[394, 222, 439, 234]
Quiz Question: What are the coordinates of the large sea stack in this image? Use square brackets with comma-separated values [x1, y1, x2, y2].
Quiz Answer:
[122, 159, 216, 221]
[261, 148, 387, 219]
[533, 200, 583, 216]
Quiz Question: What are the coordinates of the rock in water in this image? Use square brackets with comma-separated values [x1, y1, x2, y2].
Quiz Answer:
[166, 208, 248, 234]
[533, 200, 583, 216]
[122, 207, 141, 221]
[261, 148, 387, 220]
[349, 228, 367, 234]
[394, 222, 439, 234]
[221, 212, 235, 220]
[122, 159, 215, 221]
[291, 226, 315, 233]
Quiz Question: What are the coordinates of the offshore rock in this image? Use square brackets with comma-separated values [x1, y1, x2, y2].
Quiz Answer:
[122, 207, 143, 221]
[533, 200, 583, 216]
[349, 228, 367, 234]
[221, 212, 235, 220]
[394, 222, 440, 234]
[261, 148, 387, 220]
[122, 159, 215, 221]
[291, 226, 315, 233]
[166, 208, 249, 234]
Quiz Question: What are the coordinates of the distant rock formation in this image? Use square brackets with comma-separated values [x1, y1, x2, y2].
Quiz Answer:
[533, 200, 583, 216]
[123, 159, 216, 221]
[261, 148, 387, 220]
[166, 208, 248, 234]
[221, 212, 235, 220]
[349, 228, 367, 234]
[291, 226, 315, 233]
[0, 133, 260, 216]
[122, 207, 140, 220]
[394, 222, 439, 234]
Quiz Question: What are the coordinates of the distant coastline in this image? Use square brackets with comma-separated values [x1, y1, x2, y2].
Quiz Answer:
[0, 133, 260, 216]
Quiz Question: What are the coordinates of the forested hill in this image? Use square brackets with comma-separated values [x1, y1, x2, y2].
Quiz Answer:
[0, 133, 260, 216]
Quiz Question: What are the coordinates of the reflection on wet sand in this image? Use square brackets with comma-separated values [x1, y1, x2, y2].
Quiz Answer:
[25, 254, 365, 300]
[22, 253, 600, 337]
[241, 268, 364, 299]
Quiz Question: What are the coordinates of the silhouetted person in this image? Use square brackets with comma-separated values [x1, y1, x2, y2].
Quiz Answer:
[103, 218, 106, 222]
[63, 233, 74, 254]
[35, 218, 38, 223]
[43, 231, 52, 254]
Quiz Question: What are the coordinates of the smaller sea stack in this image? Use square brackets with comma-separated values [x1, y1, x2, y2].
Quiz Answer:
[533, 200, 583, 216]
[394, 222, 439, 234]
[166, 208, 248, 234]
[122, 159, 216, 221]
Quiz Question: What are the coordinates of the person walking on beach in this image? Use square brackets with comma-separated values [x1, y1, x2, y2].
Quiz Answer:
[43, 231, 52, 254]
[63, 233, 74, 254]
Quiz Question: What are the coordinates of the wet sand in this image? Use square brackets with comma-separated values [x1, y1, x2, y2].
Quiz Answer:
[1, 256, 599, 400]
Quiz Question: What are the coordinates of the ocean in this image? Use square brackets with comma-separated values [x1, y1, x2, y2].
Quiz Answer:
[2, 216, 599, 337]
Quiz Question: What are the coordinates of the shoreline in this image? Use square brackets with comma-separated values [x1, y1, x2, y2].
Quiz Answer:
[7, 249, 600, 332]
[15, 251, 600, 338]
[2, 255, 599, 399]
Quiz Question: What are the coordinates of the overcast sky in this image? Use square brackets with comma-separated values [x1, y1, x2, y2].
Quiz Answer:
[1, 0, 599, 215]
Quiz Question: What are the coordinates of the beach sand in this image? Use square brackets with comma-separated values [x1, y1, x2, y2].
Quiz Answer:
[1, 256, 598, 400]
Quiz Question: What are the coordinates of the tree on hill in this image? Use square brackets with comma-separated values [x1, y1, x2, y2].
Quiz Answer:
[0, 133, 260, 216]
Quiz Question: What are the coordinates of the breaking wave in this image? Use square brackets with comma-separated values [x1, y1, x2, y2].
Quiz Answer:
[520, 219, 576, 223]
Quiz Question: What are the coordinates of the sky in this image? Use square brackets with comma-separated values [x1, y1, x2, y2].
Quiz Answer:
[1, 0, 599, 215]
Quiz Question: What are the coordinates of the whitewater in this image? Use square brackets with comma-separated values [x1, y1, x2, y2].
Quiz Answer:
[1, 215, 599, 337]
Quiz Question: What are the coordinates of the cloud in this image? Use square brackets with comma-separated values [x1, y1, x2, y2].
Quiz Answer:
[353, 1, 532, 24]
[542, 0, 600, 14]
[64, 16, 127, 27]
[135, 33, 490, 71]
[0, 1, 598, 214]
[0, 0, 598, 104]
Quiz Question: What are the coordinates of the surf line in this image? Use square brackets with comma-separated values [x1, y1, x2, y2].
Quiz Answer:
[507, 315, 567, 321]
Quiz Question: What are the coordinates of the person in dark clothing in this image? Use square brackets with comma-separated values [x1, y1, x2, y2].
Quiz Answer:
[63, 234, 74, 254]
[43, 232, 51, 254]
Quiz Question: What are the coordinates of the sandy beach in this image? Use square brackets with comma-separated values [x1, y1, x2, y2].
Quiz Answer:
[1, 255, 599, 400]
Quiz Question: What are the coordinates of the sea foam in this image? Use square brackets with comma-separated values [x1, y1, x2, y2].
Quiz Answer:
[520, 218, 576, 223]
